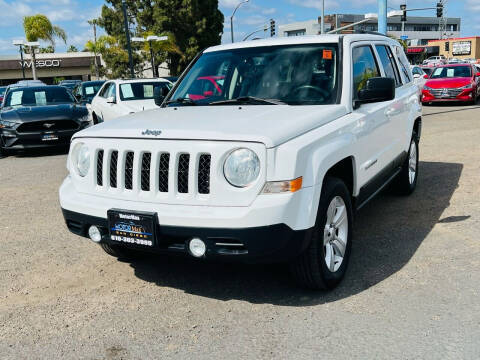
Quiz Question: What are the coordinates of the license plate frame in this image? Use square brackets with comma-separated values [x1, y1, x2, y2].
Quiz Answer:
[41, 134, 59, 141]
[107, 209, 157, 248]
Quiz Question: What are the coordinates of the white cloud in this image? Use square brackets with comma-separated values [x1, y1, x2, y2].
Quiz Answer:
[466, 0, 480, 11]
[287, 0, 340, 11]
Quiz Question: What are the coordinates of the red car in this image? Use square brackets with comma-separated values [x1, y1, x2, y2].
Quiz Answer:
[422, 64, 480, 104]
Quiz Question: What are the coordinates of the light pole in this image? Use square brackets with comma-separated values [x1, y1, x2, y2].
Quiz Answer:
[230, 0, 250, 43]
[122, 0, 135, 78]
[378, 0, 387, 35]
[132, 36, 168, 78]
[25, 42, 40, 80]
[13, 40, 26, 80]
[321, 0, 325, 34]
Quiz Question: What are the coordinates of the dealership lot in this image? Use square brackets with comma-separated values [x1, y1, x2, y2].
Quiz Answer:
[1, 104, 479, 359]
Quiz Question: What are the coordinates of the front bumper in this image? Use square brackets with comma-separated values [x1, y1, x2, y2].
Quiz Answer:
[422, 88, 475, 103]
[0, 123, 88, 150]
[62, 208, 312, 263]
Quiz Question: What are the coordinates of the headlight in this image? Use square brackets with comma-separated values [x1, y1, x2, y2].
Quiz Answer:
[0, 119, 16, 128]
[72, 142, 90, 177]
[423, 85, 433, 91]
[223, 148, 260, 188]
[458, 84, 473, 90]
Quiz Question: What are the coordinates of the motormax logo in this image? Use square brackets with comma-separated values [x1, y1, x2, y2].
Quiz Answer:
[142, 129, 162, 136]
[118, 214, 140, 220]
[19, 59, 62, 68]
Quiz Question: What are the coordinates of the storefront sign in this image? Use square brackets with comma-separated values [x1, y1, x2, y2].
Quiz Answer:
[452, 41, 471, 55]
[19, 59, 62, 68]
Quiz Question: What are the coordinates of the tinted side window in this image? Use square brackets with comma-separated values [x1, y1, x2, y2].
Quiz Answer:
[352, 46, 380, 99]
[99, 83, 111, 98]
[375, 45, 401, 87]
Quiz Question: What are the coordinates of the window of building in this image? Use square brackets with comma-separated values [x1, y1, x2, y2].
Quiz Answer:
[375, 45, 402, 87]
[285, 29, 306, 37]
[352, 46, 380, 99]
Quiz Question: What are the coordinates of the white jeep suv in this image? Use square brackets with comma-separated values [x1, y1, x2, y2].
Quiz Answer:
[60, 34, 422, 290]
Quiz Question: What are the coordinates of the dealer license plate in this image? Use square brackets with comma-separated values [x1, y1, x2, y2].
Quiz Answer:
[42, 134, 59, 141]
[107, 209, 157, 247]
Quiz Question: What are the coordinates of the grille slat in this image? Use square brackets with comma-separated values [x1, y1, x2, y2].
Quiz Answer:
[177, 154, 190, 194]
[96, 150, 104, 186]
[158, 153, 170, 193]
[429, 88, 463, 98]
[96, 149, 211, 196]
[124, 152, 134, 190]
[110, 151, 118, 188]
[198, 154, 211, 194]
[141, 153, 151, 191]
[17, 120, 79, 133]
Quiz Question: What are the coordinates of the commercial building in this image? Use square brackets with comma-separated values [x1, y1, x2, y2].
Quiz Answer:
[279, 14, 461, 46]
[0, 52, 100, 86]
[428, 36, 480, 60]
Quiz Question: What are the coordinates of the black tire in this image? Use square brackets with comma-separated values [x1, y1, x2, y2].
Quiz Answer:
[393, 131, 419, 195]
[290, 177, 353, 290]
[100, 243, 143, 260]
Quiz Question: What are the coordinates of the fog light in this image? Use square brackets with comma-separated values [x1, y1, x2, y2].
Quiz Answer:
[189, 238, 206, 257]
[88, 225, 102, 243]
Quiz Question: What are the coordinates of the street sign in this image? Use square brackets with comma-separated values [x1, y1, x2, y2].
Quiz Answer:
[400, 35, 408, 40]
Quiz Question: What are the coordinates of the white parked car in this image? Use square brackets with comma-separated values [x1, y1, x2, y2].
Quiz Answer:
[90, 78, 172, 124]
[60, 34, 422, 290]
[410, 65, 428, 97]
[422, 55, 446, 67]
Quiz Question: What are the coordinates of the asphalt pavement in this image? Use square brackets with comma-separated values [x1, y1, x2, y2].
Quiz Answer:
[1, 103, 479, 359]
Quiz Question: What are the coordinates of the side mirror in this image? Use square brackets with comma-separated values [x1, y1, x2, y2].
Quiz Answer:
[106, 96, 116, 104]
[476, 72, 480, 77]
[74, 93, 82, 102]
[154, 86, 170, 106]
[355, 77, 395, 109]
[423, 74, 429, 79]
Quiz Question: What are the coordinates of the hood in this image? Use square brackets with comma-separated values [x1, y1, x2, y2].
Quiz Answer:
[425, 77, 472, 88]
[73, 104, 348, 148]
[122, 99, 157, 113]
[0, 103, 87, 123]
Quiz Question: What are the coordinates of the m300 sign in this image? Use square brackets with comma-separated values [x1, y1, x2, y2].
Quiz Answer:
[19, 59, 62, 68]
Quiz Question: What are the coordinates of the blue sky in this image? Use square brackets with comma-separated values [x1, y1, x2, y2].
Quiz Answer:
[0, 0, 478, 54]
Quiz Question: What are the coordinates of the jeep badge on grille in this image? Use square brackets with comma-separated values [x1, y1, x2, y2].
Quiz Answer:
[142, 129, 162, 136]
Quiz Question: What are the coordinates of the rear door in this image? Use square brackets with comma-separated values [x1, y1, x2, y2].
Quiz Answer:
[91, 82, 112, 122]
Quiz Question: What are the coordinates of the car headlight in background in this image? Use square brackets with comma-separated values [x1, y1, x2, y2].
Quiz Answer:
[0, 119, 17, 128]
[72, 142, 90, 177]
[223, 148, 260, 188]
[458, 84, 473, 90]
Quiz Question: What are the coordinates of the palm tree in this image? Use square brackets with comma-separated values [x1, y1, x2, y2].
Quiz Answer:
[87, 19, 100, 78]
[23, 14, 67, 80]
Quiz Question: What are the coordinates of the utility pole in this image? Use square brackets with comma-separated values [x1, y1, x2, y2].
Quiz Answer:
[400, 4, 406, 38]
[378, 0, 387, 35]
[122, 0, 135, 78]
[230, 0, 250, 43]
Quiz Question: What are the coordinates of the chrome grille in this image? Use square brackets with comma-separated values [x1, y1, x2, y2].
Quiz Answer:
[198, 154, 211, 194]
[96, 150, 104, 186]
[177, 154, 190, 194]
[110, 151, 118, 188]
[95, 149, 211, 196]
[429, 88, 463, 98]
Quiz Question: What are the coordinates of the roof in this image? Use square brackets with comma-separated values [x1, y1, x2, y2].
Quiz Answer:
[428, 36, 480, 43]
[436, 63, 474, 67]
[205, 34, 393, 53]
[109, 78, 171, 84]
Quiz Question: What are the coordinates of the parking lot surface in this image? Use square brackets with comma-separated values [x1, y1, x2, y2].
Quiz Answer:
[1, 104, 479, 359]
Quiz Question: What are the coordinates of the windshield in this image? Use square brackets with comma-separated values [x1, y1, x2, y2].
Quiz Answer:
[168, 44, 339, 106]
[4, 87, 75, 107]
[120, 82, 172, 101]
[0, 87, 6, 96]
[83, 83, 104, 98]
[431, 66, 472, 79]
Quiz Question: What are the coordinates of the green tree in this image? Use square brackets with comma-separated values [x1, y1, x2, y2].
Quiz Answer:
[39, 45, 54, 53]
[98, 0, 223, 76]
[67, 45, 78, 52]
[23, 14, 67, 79]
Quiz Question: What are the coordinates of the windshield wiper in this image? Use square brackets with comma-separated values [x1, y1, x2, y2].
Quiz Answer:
[210, 96, 286, 106]
[166, 98, 197, 106]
